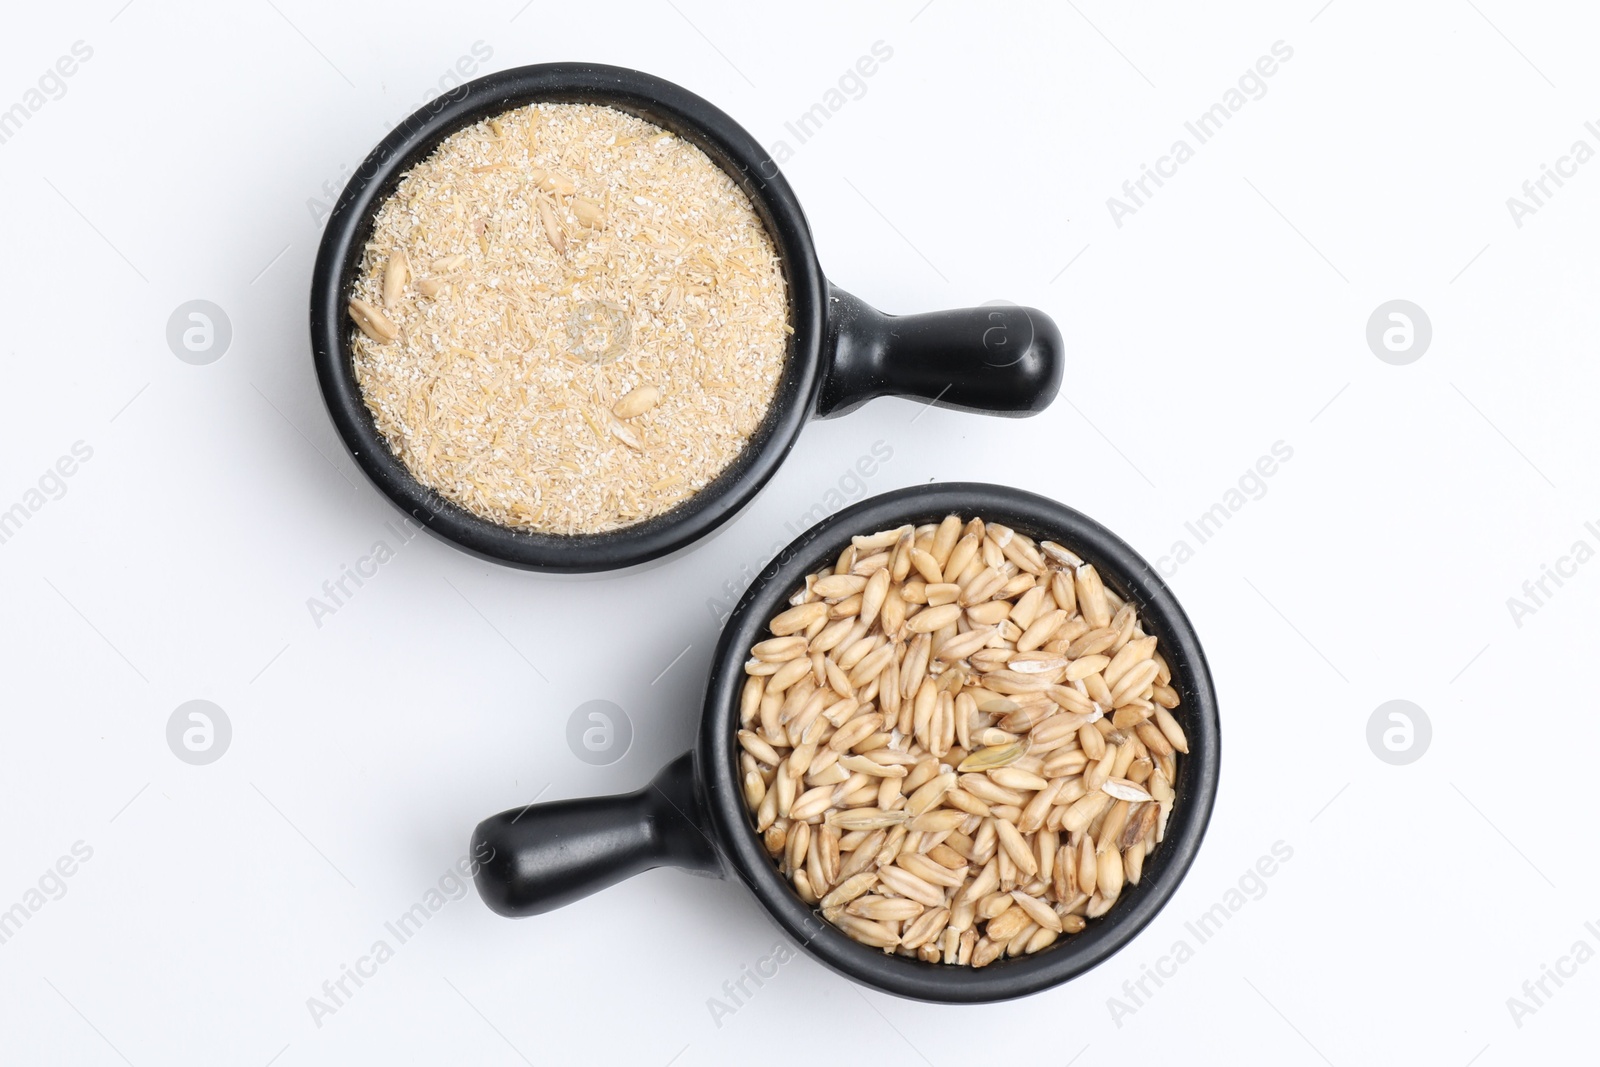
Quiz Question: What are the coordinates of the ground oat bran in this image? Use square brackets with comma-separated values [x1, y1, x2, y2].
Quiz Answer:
[349, 102, 790, 535]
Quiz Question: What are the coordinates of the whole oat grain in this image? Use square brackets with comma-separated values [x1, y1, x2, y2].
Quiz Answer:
[349, 102, 790, 535]
[738, 516, 1188, 965]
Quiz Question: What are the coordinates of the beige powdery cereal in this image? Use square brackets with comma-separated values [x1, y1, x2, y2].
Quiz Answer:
[348, 102, 790, 535]
[737, 516, 1187, 965]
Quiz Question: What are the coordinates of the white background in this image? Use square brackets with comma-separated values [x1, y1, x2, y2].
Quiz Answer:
[1, 1, 1594, 1063]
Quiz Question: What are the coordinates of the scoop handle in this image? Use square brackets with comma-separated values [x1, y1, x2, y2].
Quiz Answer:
[817, 287, 1064, 418]
[471, 752, 720, 917]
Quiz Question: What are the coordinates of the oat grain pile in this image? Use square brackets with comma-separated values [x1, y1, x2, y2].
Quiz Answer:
[348, 103, 789, 534]
[738, 516, 1188, 966]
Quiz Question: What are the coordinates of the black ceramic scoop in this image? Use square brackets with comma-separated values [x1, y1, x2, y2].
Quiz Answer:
[471, 484, 1221, 1003]
[311, 64, 1063, 573]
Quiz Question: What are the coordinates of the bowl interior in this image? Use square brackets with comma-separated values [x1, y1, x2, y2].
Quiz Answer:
[311, 63, 825, 572]
[699, 482, 1220, 1002]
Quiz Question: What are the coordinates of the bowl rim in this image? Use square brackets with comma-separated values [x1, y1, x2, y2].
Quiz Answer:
[698, 482, 1222, 1002]
[309, 61, 826, 572]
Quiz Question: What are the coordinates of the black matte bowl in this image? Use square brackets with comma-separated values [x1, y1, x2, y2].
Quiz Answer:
[471, 483, 1220, 1002]
[311, 63, 1063, 573]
